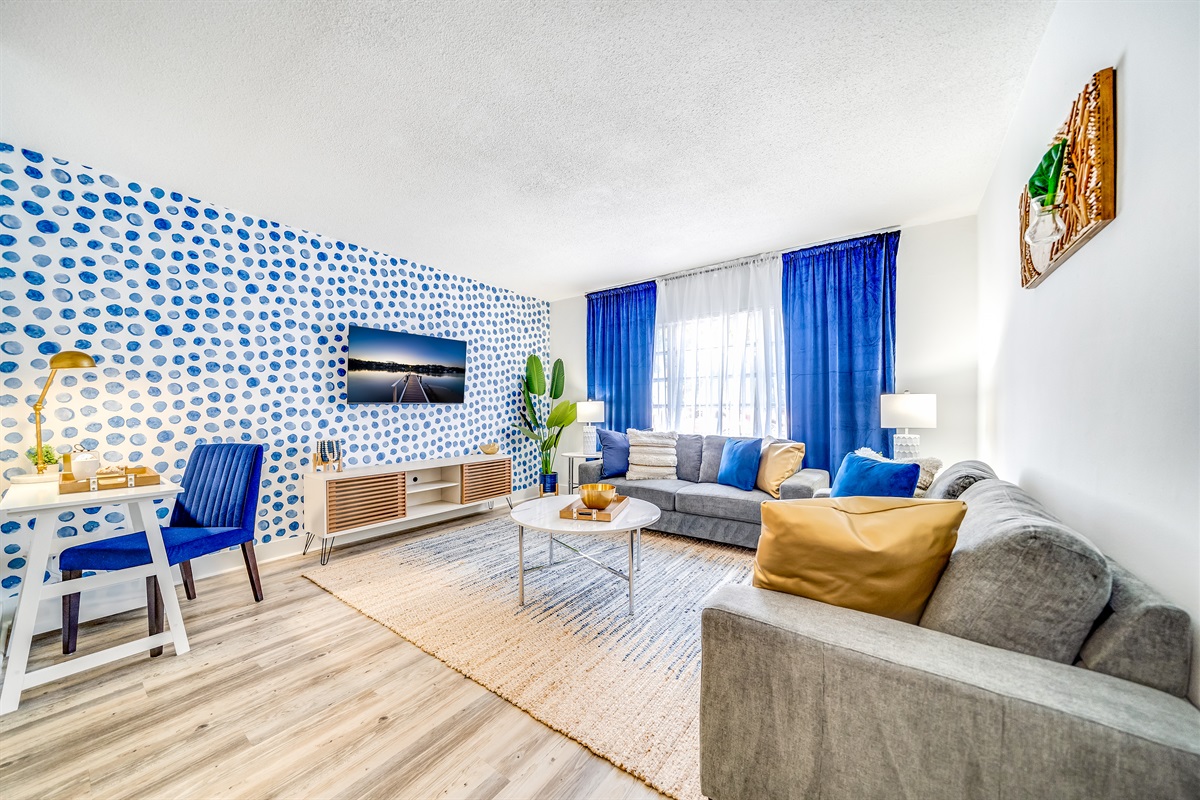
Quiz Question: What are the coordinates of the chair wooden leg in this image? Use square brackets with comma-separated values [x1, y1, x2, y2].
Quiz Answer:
[241, 541, 264, 602]
[180, 560, 197, 600]
[61, 570, 82, 655]
[147, 576, 164, 657]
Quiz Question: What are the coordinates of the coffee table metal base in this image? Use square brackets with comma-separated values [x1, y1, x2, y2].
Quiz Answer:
[517, 526, 643, 614]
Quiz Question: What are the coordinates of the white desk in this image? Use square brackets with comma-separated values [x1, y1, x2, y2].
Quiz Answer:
[0, 481, 190, 714]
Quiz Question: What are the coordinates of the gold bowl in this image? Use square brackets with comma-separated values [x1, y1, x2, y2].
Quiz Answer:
[579, 483, 616, 510]
[480, 442, 500, 455]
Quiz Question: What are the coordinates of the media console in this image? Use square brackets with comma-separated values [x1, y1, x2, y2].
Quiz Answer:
[302, 454, 512, 564]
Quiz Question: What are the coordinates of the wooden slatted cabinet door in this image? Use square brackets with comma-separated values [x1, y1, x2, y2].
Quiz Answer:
[327, 473, 406, 533]
[460, 459, 512, 504]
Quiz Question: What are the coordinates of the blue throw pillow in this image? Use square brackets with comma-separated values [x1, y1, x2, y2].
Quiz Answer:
[830, 453, 921, 498]
[717, 437, 762, 491]
[598, 429, 630, 480]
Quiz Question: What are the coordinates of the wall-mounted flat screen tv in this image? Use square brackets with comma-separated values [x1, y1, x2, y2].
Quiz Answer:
[346, 325, 467, 404]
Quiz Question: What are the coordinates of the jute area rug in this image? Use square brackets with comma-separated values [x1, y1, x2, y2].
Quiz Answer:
[303, 516, 754, 800]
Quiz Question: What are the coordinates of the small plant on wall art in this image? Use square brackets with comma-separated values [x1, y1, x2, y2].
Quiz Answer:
[515, 354, 577, 495]
[1019, 67, 1117, 288]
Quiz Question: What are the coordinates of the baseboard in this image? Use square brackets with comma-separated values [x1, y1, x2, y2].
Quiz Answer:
[4, 489, 537, 642]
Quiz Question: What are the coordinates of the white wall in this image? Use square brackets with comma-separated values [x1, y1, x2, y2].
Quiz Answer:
[549, 294, 590, 469]
[895, 217, 979, 467]
[549, 216, 981, 470]
[976, 1, 1199, 703]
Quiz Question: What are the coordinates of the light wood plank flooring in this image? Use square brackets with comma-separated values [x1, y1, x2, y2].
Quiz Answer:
[0, 512, 666, 800]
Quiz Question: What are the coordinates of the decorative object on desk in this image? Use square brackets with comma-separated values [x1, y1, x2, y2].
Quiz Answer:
[880, 391, 936, 459]
[1020, 67, 1116, 288]
[18, 445, 59, 483]
[62, 444, 101, 482]
[560, 494, 630, 521]
[514, 353, 577, 496]
[59, 466, 161, 494]
[479, 442, 500, 455]
[579, 482, 616, 510]
[576, 400, 605, 452]
[14, 350, 97, 485]
[312, 439, 343, 471]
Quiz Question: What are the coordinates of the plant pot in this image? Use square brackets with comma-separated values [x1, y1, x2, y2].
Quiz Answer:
[540, 472, 558, 495]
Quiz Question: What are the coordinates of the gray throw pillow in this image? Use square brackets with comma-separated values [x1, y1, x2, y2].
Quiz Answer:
[698, 436, 728, 483]
[675, 434, 703, 482]
[924, 460, 997, 500]
[920, 479, 1112, 664]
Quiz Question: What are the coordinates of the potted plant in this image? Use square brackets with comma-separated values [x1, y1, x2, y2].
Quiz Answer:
[1024, 138, 1068, 248]
[26, 445, 59, 472]
[515, 354, 577, 495]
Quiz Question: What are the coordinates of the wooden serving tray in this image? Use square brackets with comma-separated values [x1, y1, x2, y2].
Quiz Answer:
[559, 495, 630, 522]
[60, 468, 161, 494]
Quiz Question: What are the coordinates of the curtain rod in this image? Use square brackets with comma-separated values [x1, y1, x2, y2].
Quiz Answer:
[587, 224, 901, 296]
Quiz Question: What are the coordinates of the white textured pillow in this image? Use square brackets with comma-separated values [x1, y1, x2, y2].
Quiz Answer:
[854, 447, 942, 497]
[626, 430, 678, 480]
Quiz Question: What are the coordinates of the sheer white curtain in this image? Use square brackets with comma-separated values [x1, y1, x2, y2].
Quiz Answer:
[652, 253, 787, 438]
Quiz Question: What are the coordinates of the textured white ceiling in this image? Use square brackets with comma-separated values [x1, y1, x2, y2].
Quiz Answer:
[1, 0, 1054, 300]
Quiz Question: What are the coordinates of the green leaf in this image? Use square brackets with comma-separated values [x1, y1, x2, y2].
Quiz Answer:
[525, 354, 546, 396]
[549, 359, 565, 400]
[1028, 140, 1067, 207]
[545, 399, 577, 430]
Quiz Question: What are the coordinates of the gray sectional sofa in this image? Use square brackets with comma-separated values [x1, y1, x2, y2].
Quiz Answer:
[576, 434, 829, 549]
[700, 460, 1200, 799]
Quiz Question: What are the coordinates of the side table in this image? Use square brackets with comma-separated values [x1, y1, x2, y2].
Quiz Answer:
[0, 481, 190, 714]
[560, 451, 602, 495]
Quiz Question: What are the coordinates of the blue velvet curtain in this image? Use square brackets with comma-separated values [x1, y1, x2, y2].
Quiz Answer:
[587, 281, 657, 436]
[782, 232, 899, 471]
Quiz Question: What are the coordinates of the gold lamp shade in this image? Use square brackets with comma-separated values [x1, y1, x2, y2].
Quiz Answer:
[49, 350, 97, 369]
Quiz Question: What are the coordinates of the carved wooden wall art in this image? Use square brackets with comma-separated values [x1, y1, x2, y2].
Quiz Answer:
[1019, 67, 1117, 288]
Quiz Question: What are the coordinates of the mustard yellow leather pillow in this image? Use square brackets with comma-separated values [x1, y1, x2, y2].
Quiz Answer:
[754, 497, 967, 623]
[755, 441, 806, 498]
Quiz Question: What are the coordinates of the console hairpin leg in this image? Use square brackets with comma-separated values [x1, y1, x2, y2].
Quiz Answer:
[302, 532, 315, 556]
[319, 537, 335, 566]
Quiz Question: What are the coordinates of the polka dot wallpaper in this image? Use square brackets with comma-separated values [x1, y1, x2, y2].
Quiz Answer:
[0, 141, 549, 596]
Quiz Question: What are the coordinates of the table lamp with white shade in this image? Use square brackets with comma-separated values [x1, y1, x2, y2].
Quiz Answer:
[576, 400, 606, 452]
[880, 391, 936, 460]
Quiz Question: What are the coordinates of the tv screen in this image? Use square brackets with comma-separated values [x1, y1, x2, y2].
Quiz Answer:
[346, 325, 467, 404]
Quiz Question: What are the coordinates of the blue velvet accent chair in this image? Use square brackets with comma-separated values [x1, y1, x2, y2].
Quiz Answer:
[60, 443, 264, 656]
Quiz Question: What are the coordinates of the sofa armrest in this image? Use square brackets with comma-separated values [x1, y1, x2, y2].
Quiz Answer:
[577, 459, 603, 486]
[700, 585, 1200, 800]
[778, 468, 829, 499]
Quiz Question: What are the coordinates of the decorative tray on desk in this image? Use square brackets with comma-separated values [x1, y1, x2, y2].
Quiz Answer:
[559, 495, 629, 522]
[59, 467, 161, 494]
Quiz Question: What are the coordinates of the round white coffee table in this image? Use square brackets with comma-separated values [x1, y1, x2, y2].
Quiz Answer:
[509, 494, 661, 614]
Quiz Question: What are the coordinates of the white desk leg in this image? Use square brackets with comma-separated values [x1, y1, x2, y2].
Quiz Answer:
[0, 514, 55, 714]
[129, 500, 189, 656]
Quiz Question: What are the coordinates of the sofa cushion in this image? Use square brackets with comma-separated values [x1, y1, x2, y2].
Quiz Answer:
[924, 459, 997, 500]
[698, 435, 728, 483]
[717, 438, 762, 491]
[675, 434, 704, 482]
[853, 447, 942, 497]
[1078, 560, 1193, 697]
[756, 440, 806, 499]
[830, 453, 920, 498]
[920, 479, 1112, 664]
[626, 429, 677, 480]
[598, 429, 630, 480]
[606, 477, 691, 514]
[755, 497, 967, 623]
[675, 482, 773, 525]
